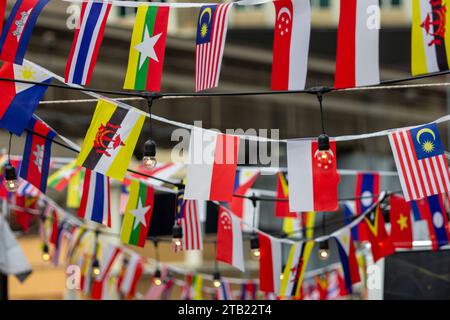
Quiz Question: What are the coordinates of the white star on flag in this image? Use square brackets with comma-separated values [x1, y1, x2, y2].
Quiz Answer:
[130, 200, 151, 230]
[33, 144, 44, 173]
[134, 27, 162, 69]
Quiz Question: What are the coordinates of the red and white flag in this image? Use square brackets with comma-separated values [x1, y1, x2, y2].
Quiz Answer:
[91, 244, 121, 300]
[120, 253, 144, 299]
[287, 139, 340, 212]
[334, 0, 380, 88]
[259, 233, 282, 293]
[181, 200, 203, 251]
[230, 169, 260, 219]
[216, 206, 245, 272]
[185, 129, 240, 201]
[271, 0, 311, 90]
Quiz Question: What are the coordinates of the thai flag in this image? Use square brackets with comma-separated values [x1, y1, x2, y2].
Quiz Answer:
[65, 0, 111, 85]
[0, 0, 49, 64]
[19, 117, 56, 193]
[77, 169, 111, 227]
[0, 61, 52, 136]
[217, 280, 233, 300]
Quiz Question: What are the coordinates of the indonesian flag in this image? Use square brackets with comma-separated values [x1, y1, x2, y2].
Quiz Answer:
[334, 228, 361, 293]
[185, 128, 240, 201]
[120, 253, 144, 299]
[287, 139, 340, 212]
[335, 0, 380, 88]
[389, 195, 413, 249]
[91, 244, 121, 300]
[259, 233, 282, 293]
[216, 206, 245, 271]
[271, 0, 311, 90]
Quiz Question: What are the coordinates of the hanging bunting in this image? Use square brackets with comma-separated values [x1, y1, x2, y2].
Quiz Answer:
[77, 169, 111, 227]
[271, 0, 311, 90]
[389, 194, 414, 249]
[0, 61, 52, 136]
[91, 243, 121, 300]
[120, 180, 155, 247]
[363, 205, 395, 262]
[275, 172, 297, 218]
[120, 253, 145, 299]
[216, 206, 245, 272]
[195, 3, 233, 92]
[412, 0, 450, 76]
[279, 241, 302, 298]
[230, 169, 260, 219]
[0, 0, 6, 35]
[388, 123, 450, 201]
[216, 280, 233, 300]
[334, 0, 380, 88]
[258, 233, 282, 294]
[178, 199, 203, 251]
[76, 99, 145, 181]
[124, 5, 170, 92]
[66, 167, 85, 208]
[333, 228, 361, 293]
[65, 0, 111, 85]
[47, 160, 79, 191]
[19, 117, 56, 193]
[293, 240, 314, 299]
[287, 139, 340, 212]
[240, 281, 257, 300]
[0, 0, 49, 65]
[354, 172, 380, 241]
[185, 128, 240, 201]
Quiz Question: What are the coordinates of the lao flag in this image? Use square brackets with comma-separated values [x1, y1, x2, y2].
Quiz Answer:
[19, 117, 56, 193]
[335, 0, 380, 88]
[416, 194, 450, 251]
[0, 0, 49, 64]
[230, 169, 260, 219]
[287, 139, 340, 212]
[271, 0, 311, 90]
[389, 195, 413, 249]
[334, 228, 360, 293]
[216, 206, 245, 271]
[354, 172, 380, 241]
[185, 129, 240, 202]
[0, 61, 52, 136]
[259, 233, 282, 293]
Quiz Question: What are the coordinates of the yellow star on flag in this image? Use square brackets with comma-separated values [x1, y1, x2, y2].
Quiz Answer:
[397, 214, 409, 231]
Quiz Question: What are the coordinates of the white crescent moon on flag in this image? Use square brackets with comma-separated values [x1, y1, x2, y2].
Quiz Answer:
[277, 7, 292, 21]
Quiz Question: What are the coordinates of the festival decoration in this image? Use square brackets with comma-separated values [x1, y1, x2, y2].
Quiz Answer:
[274, 172, 296, 218]
[271, 0, 311, 90]
[195, 3, 233, 92]
[335, 0, 380, 88]
[216, 280, 233, 300]
[185, 129, 240, 201]
[47, 160, 79, 191]
[120, 180, 154, 247]
[178, 199, 203, 251]
[279, 242, 302, 298]
[0, 61, 52, 136]
[66, 167, 85, 208]
[65, 0, 111, 85]
[124, 5, 170, 92]
[0, 0, 49, 64]
[389, 194, 414, 249]
[333, 228, 361, 293]
[240, 281, 257, 300]
[258, 233, 282, 293]
[77, 169, 111, 227]
[354, 172, 380, 241]
[412, 0, 449, 76]
[0, 0, 6, 34]
[388, 123, 450, 201]
[120, 253, 145, 299]
[216, 206, 245, 272]
[76, 99, 145, 181]
[91, 243, 121, 300]
[363, 205, 395, 262]
[287, 138, 339, 212]
[230, 169, 260, 219]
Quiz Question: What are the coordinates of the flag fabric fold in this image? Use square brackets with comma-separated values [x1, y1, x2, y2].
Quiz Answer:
[334, 228, 361, 293]
[259, 233, 282, 293]
[364, 205, 395, 262]
[389, 194, 413, 249]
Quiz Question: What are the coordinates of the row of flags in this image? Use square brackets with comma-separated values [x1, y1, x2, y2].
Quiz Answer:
[0, 0, 447, 95]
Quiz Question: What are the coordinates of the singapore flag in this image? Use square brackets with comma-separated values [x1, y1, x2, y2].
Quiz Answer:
[271, 0, 311, 90]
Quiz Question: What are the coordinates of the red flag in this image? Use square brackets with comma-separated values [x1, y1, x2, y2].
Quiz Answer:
[230, 169, 260, 219]
[0, 0, 6, 34]
[274, 172, 297, 218]
[364, 205, 395, 262]
[49, 208, 59, 245]
[389, 195, 413, 249]
[259, 233, 282, 293]
[91, 244, 121, 300]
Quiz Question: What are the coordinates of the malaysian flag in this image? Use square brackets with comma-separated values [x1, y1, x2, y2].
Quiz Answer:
[195, 4, 233, 92]
[389, 123, 450, 201]
[178, 198, 203, 251]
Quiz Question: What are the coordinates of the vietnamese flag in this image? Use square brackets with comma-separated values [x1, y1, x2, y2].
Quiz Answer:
[389, 195, 413, 249]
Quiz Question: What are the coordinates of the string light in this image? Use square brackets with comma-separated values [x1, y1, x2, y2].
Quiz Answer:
[213, 271, 221, 288]
[4, 163, 18, 192]
[316, 134, 334, 170]
[92, 229, 101, 275]
[318, 240, 330, 261]
[172, 222, 183, 249]
[153, 268, 162, 286]
[41, 243, 50, 261]
[142, 139, 157, 168]
[250, 233, 260, 260]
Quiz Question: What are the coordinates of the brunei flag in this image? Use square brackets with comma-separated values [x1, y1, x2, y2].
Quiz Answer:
[412, 0, 450, 76]
[120, 180, 154, 247]
[124, 5, 170, 92]
[76, 99, 145, 181]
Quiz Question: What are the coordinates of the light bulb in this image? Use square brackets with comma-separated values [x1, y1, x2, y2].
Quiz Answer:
[280, 273, 284, 281]
[42, 243, 50, 261]
[172, 223, 183, 250]
[250, 234, 260, 260]
[213, 272, 221, 288]
[5, 179, 18, 192]
[318, 240, 330, 261]
[92, 258, 101, 276]
[153, 269, 162, 286]
[251, 248, 260, 259]
[316, 133, 334, 170]
[4, 163, 18, 192]
[142, 156, 157, 168]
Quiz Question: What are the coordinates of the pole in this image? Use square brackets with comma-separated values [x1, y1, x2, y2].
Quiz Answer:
[0, 273, 7, 301]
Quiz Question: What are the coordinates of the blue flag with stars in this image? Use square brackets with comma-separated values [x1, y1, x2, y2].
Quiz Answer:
[196, 5, 216, 44]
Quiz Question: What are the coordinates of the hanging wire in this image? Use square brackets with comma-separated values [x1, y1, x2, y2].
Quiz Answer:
[7, 132, 12, 164]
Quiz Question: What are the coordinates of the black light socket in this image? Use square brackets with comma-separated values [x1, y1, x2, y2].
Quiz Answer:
[318, 134, 330, 151]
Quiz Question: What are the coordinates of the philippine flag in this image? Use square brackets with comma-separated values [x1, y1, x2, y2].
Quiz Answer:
[334, 0, 380, 88]
[271, 0, 311, 90]
[0, 0, 49, 65]
[259, 233, 282, 293]
[216, 206, 245, 272]
[287, 139, 340, 212]
[230, 169, 260, 219]
[0, 61, 52, 136]
[334, 228, 360, 293]
[185, 128, 240, 202]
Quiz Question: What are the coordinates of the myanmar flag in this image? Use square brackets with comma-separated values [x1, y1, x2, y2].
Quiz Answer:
[76, 99, 145, 181]
[120, 180, 154, 247]
[124, 5, 170, 92]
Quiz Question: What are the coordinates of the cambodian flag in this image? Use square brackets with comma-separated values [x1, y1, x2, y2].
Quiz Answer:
[0, 61, 52, 135]
[19, 117, 56, 193]
[0, 0, 49, 64]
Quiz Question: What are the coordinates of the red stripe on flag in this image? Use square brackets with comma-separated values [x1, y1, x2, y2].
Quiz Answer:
[65, 2, 85, 82]
[259, 233, 274, 293]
